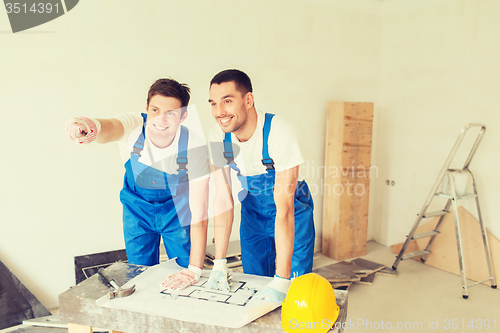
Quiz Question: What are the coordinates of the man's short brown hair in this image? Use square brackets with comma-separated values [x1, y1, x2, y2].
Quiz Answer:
[147, 78, 191, 109]
[210, 69, 253, 96]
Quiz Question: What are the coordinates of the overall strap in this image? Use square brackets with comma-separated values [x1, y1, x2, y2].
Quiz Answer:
[131, 113, 148, 158]
[223, 132, 235, 165]
[176, 125, 189, 177]
[261, 113, 275, 171]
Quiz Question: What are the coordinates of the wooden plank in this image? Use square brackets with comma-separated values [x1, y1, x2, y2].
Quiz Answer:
[343, 120, 373, 147]
[343, 102, 374, 121]
[341, 146, 372, 169]
[391, 206, 500, 284]
[336, 178, 370, 259]
[353, 179, 370, 256]
[356, 273, 377, 285]
[377, 267, 398, 277]
[357, 102, 375, 120]
[390, 239, 422, 260]
[337, 260, 372, 275]
[332, 283, 351, 291]
[350, 258, 386, 274]
[313, 261, 364, 283]
[0, 326, 69, 333]
[322, 102, 373, 261]
[68, 324, 93, 333]
[322, 102, 346, 261]
[23, 315, 67, 329]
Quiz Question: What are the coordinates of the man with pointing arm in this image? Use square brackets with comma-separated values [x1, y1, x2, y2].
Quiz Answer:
[64, 78, 210, 290]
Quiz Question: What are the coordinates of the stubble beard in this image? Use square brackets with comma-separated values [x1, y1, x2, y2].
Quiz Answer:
[221, 111, 247, 134]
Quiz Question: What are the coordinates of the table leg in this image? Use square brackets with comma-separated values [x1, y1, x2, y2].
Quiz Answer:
[68, 323, 93, 333]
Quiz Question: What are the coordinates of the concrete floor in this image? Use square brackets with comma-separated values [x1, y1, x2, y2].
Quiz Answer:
[313, 241, 500, 332]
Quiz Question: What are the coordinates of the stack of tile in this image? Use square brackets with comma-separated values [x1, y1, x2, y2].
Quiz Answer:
[312, 258, 397, 290]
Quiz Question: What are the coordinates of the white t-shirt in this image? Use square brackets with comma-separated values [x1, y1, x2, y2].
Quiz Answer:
[208, 110, 304, 177]
[113, 112, 210, 181]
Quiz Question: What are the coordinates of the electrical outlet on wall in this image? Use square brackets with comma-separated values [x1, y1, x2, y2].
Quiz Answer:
[386, 180, 396, 186]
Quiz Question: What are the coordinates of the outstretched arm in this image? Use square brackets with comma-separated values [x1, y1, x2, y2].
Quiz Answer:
[95, 118, 125, 143]
[65, 117, 124, 144]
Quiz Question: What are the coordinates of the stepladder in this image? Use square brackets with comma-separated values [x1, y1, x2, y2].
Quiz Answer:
[392, 123, 497, 298]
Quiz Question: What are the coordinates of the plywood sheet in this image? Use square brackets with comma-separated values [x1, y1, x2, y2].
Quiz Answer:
[390, 239, 422, 260]
[341, 146, 372, 169]
[391, 206, 500, 284]
[322, 101, 373, 261]
[343, 120, 373, 147]
[343, 102, 374, 120]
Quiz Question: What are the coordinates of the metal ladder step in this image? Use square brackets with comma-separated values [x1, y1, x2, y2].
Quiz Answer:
[402, 250, 431, 260]
[435, 193, 477, 200]
[422, 210, 449, 218]
[412, 230, 440, 240]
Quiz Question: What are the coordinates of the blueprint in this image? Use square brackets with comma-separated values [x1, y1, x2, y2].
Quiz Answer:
[96, 259, 280, 328]
[160, 276, 256, 306]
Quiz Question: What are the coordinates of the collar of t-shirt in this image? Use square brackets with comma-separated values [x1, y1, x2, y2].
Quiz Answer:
[138, 124, 181, 167]
[231, 109, 265, 145]
[227, 110, 266, 176]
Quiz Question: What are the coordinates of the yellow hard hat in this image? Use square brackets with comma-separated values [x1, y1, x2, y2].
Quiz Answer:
[281, 273, 339, 333]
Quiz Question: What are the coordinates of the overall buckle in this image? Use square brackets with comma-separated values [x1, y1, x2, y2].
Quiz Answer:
[132, 145, 143, 157]
[177, 157, 188, 171]
[262, 158, 275, 170]
[224, 151, 234, 164]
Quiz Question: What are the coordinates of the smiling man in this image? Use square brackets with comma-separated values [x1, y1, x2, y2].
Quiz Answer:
[65, 78, 210, 290]
[206, 69, 315, 303]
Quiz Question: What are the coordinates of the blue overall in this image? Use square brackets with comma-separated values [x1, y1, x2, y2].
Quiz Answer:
[223, 113, 315, 278]
[119, 113, 191, 267]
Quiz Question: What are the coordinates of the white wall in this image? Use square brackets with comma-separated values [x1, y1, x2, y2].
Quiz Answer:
[371, 0, 500, 246]
[0, 0, 381, 309]
[5, 0, 497, 311]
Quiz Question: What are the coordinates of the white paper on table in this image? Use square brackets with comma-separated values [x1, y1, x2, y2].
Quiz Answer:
[96, 259, 280, 328]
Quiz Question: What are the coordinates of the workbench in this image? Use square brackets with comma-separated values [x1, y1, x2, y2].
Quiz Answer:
[59, 262, 348, 333]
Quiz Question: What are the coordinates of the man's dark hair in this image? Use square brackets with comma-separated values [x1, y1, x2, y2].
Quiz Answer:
[147, 78, 191, 110]
[210, 69, 253, 96]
